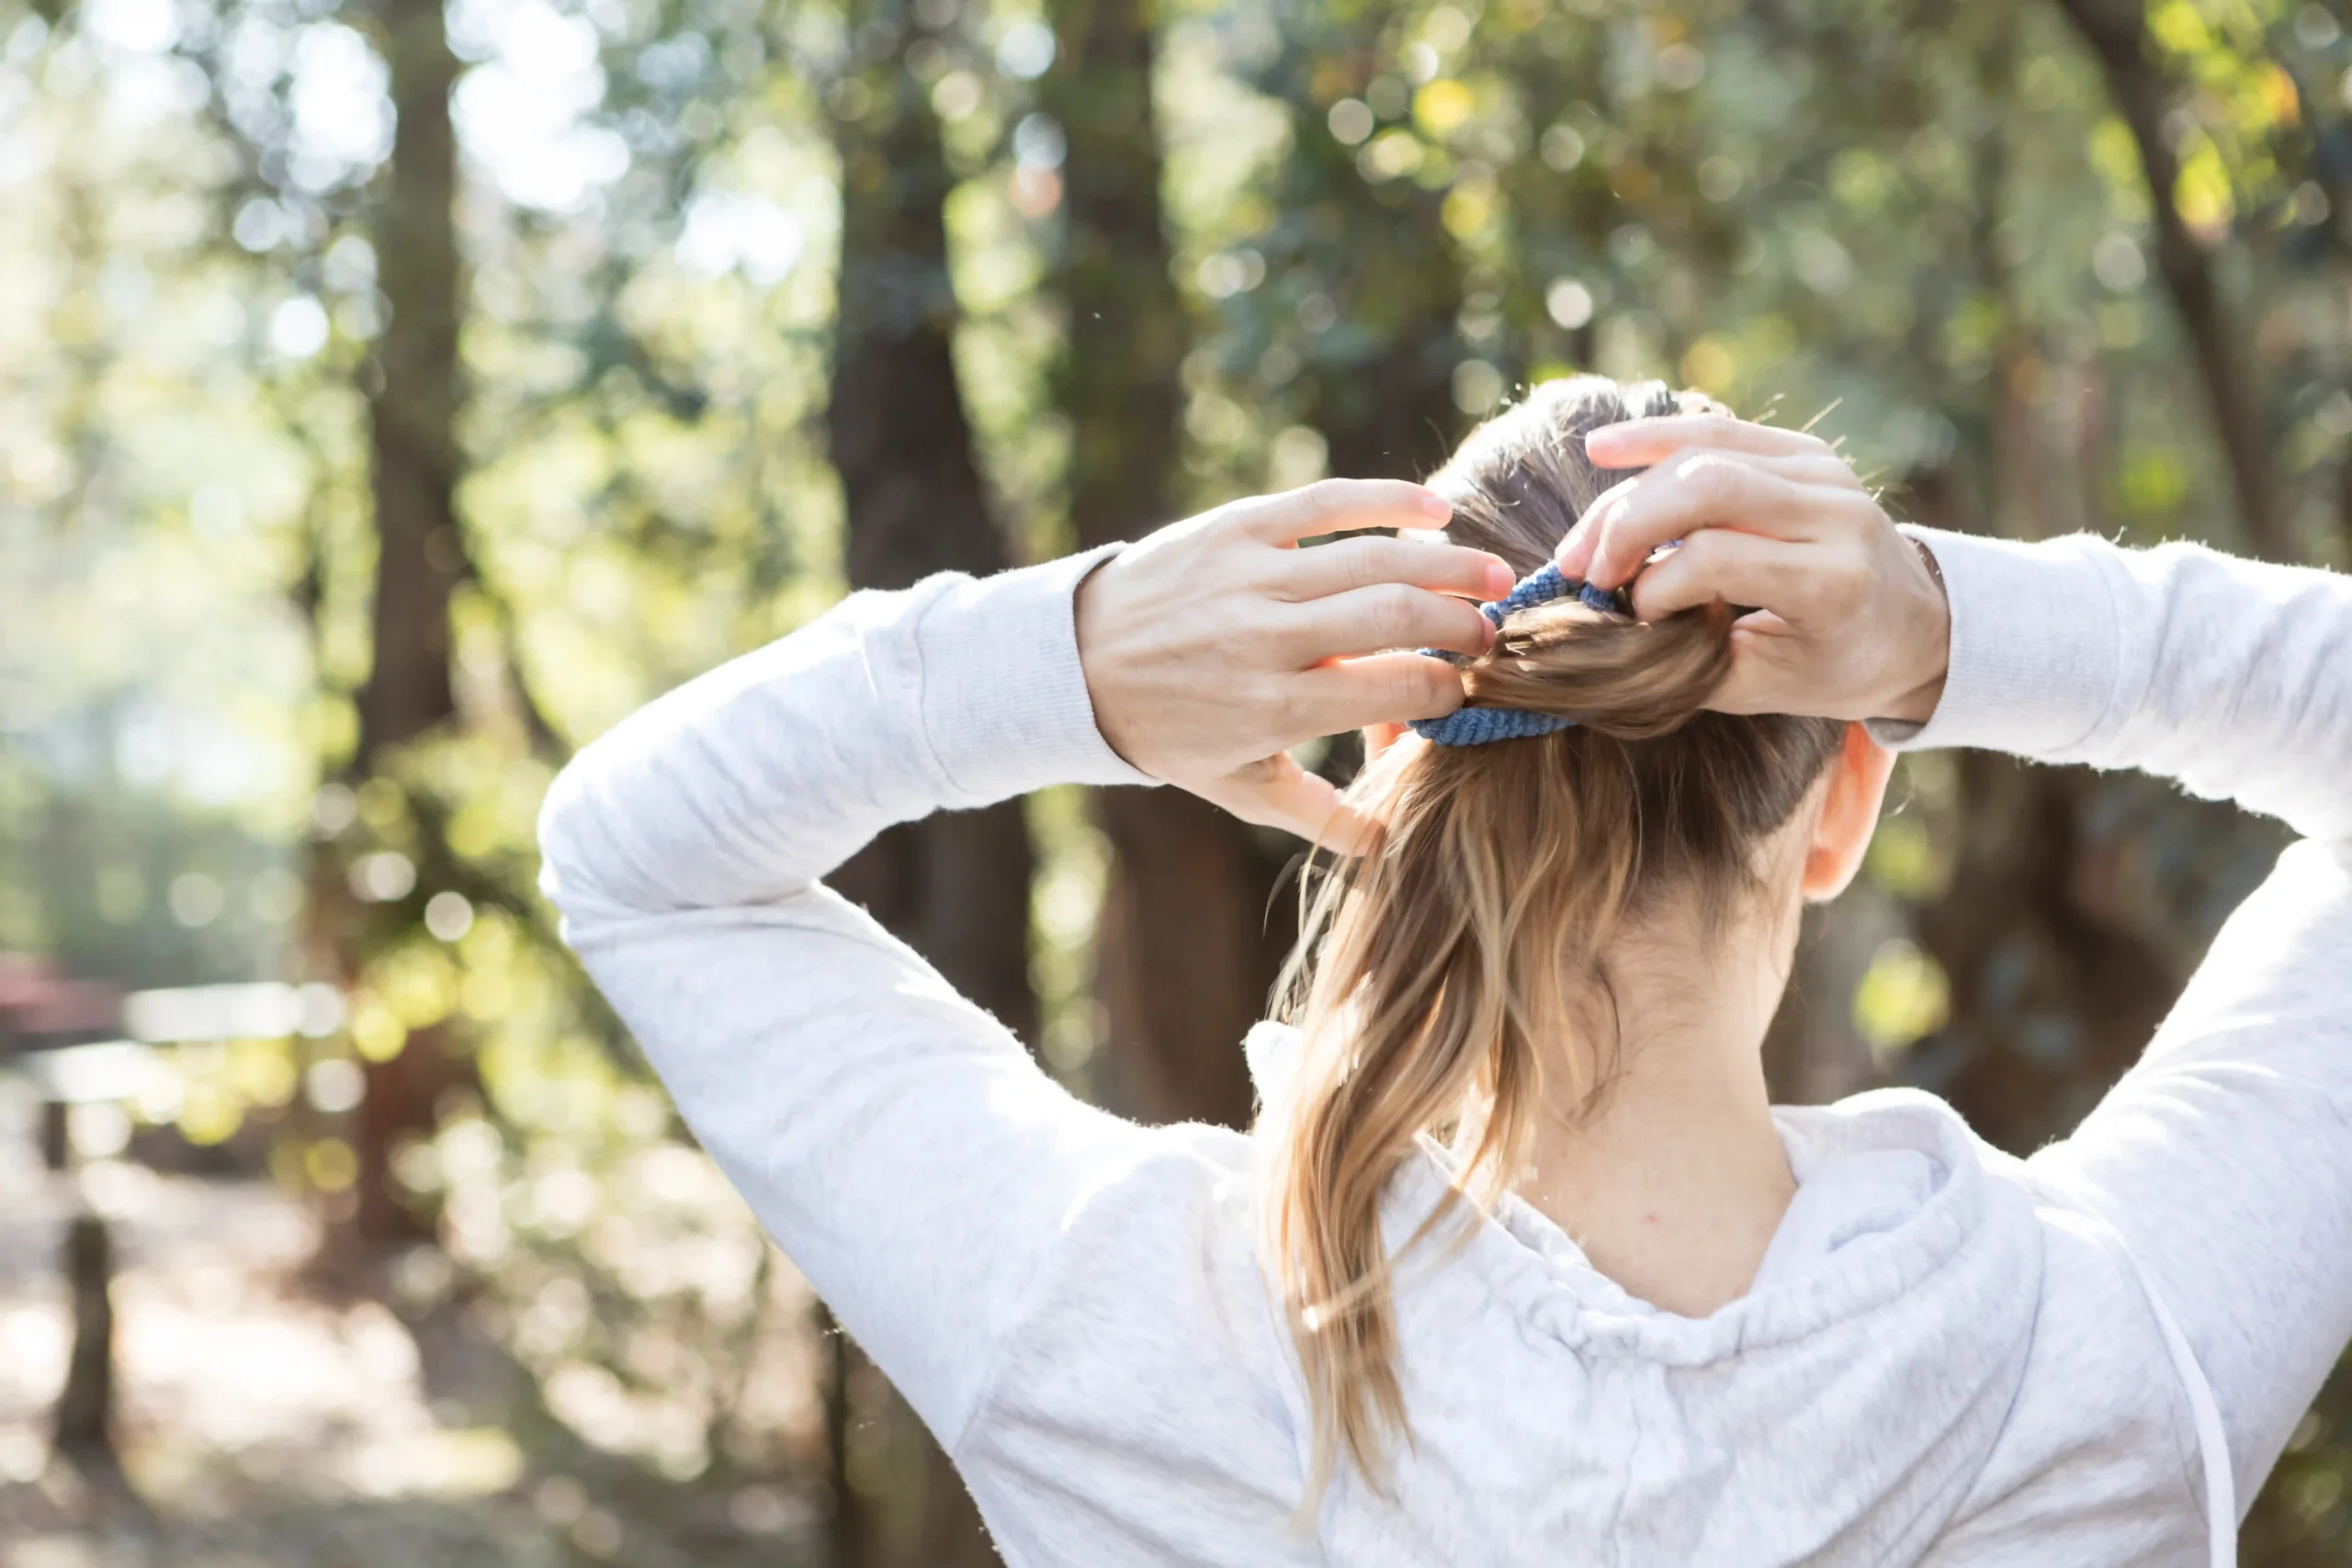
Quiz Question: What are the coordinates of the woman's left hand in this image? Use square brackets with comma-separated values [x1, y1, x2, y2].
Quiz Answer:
[1077, 479, 1514, 852]
[1553, 416, 1951, 725]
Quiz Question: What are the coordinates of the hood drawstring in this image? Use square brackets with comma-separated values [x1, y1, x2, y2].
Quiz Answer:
[2083, 1209, 2237, 1567]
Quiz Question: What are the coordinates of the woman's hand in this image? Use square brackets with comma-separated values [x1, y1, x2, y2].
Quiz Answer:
[1077, 479, 1514, 851]
[1554, 416, 1951, 725]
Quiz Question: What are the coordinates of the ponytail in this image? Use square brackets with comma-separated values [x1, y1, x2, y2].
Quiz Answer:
[1257, 378, 1844, 1500]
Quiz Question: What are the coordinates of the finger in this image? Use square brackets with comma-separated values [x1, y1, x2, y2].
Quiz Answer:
[1583, 414, 1836, 469]
[1224, 478, 1453, 544]
[1556, 454, 1851, 579]
[1273, 534, 1516, 604]
[1277, 584, 1496, 661]
[1202, 755, 1381, 854]
[1573, 459, 1838, 588]
[1708, 613, 1889, 722]
[1706, 612, 1807, 716]
[1731, 606, 1795, 639]
[1289, 651, 1465, 734]
[1623, 527, 1819, 623]
[1567, 453, 1857, 566]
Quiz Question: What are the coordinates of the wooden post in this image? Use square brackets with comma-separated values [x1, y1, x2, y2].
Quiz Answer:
[52, 1211, 115, 1466]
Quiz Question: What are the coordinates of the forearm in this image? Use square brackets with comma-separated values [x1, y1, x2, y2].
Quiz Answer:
[535, 547, 1155, 1444]
[1883, 529, 2352, 840]
[1914, 532, 2352, 1493]
[537, 546, 1148, 924]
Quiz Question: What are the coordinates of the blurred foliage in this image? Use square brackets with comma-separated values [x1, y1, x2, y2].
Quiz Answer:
[7, 0, 2352, 1558]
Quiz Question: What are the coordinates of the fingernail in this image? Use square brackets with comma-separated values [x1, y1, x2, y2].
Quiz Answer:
[1419, 490, 1453, 519]
[1483, 559, 1515, 597]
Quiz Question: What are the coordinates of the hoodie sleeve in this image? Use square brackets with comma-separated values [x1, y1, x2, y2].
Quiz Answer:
[1885, 527, 2352, 1508]
[535, 547, 1161, 1453]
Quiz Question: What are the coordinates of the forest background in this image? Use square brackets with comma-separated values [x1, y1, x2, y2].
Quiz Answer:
[4, 0, 2352, 1561]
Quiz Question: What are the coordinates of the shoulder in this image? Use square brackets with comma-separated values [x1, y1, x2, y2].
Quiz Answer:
[954, 1120, 1311, 1541]
[1950, 1195, 2210, 1555]
[994, 1118, 1282, 1381]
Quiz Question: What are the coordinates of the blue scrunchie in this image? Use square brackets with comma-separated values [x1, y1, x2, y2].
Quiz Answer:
[1408, 562, 1628, 747]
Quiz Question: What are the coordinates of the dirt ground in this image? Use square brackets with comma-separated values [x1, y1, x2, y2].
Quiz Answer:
[0, 1085, 820, 1568]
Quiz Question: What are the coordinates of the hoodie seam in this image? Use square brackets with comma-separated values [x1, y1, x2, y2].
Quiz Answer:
[1941, 1276, 2046, 1530]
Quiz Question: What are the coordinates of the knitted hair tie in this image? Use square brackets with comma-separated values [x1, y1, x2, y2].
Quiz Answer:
[1408, 561, 1630, 748]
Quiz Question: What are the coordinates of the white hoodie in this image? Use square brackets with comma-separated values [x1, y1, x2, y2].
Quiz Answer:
[537, 527, 2352, 1567]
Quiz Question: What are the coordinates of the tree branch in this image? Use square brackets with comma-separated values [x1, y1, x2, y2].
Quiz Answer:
[2050, 0, 2291, 560]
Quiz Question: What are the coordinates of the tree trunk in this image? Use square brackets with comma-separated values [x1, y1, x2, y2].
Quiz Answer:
[1046, 0, 1288, 1130]
[362, 0, 465, 758]
[51, 1212, 115, 1467]
[820, 10, 1023, 1562]
[1895, 32, 2263, 1152]
[1297, 175, 1462, 489]
[1250, 4, 1465, 481]
[329, 0, 469, 1251]
[1912, 758, 2180, 1152]
[2050, 0, 2288, 561]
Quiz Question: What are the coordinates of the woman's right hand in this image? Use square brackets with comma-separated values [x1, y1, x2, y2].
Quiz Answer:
[1076, 479, 1515, 850]
[1553, 416, 1952, 726]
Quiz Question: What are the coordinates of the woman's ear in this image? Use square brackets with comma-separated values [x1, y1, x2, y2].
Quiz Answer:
[1362, 721, 1408, 762]
[1802, 722, 1897, 903]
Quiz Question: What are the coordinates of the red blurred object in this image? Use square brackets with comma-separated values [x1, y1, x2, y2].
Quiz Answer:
[0, 953, 123, 1051]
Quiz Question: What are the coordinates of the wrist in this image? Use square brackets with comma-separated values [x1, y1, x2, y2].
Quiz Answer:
[1880, 535, 1951, 726]
[918, 545, 1154, 795]
[1072, 549, 1148, 772]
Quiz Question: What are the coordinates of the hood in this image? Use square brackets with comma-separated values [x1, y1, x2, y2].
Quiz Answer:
[1242, 1022, 2044, 1567]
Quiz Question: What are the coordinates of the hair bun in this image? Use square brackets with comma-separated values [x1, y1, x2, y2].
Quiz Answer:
[1462, 598, 1732, 742]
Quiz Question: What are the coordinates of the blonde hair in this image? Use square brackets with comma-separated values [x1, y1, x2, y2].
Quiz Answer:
[1258, 378, 1846, 1500]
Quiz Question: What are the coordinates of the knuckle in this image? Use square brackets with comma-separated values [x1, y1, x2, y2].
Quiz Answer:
[1229, 754, 1283, 789]
[1405, 660, 1458, 716]
[1666, 533, 1717, 585]
[1270, 681, 1317, 737]
[1829, 550, 1871, 604]
[1218, 604, 1273, 651]
[1671, 456, 1724, 511]
[1302, 478, 1351, 515]
[1838, 491, 1884, 530]
[1810, 551, 1866, 615]
[1216, 496, 1273, 536]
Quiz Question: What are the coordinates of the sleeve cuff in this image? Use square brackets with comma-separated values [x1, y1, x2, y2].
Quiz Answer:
[914, 545, 1159, 802]
[1867, 527, 2126, 758]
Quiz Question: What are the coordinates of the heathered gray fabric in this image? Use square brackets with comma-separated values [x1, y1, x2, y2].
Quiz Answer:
[538, 530, 2352, 1567]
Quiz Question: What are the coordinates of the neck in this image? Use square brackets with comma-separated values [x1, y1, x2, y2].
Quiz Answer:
[1511, 900, 1797, 1318]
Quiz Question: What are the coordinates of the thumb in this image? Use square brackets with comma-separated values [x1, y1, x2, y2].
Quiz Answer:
[1706, 615, 1810, 716]
[1200, 755, 1380, 856]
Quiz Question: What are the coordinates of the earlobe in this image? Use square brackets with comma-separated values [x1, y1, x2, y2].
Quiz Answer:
[1801, 722, 1897, 902]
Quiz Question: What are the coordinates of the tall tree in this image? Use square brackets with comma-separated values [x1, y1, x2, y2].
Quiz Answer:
[2050, 0, 2289, 561]
[1046, 0, 1286, 1129]
[1909, 4, 2290, 1157]
[820, 5, 1022, 1562]
[344, 0, 471, 1244]
[828, 25, 1036, 1054]
[1253, 3, 1468, 483]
